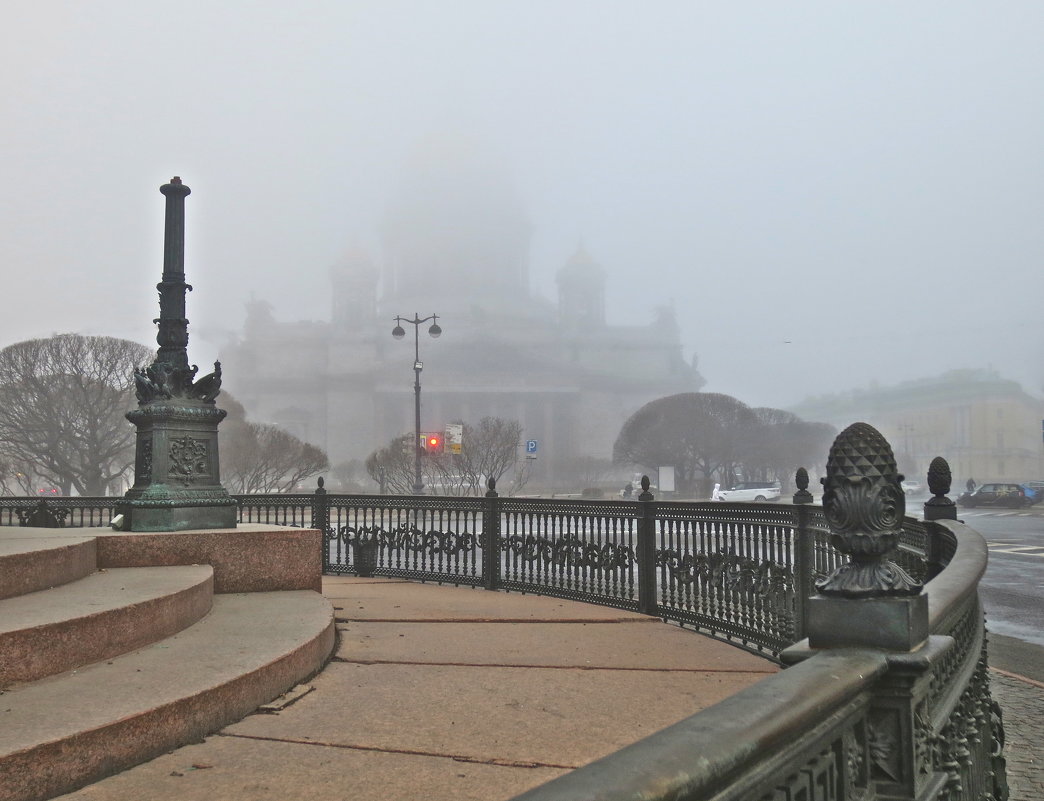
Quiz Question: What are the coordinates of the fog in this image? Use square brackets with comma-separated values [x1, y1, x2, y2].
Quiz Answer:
[3, 2, 1043, 409]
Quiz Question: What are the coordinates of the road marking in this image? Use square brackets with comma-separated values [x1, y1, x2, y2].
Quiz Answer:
[986, 542, 1044, 557]
[993, 545, 1044, 553]
[960, 510, 1035, 518]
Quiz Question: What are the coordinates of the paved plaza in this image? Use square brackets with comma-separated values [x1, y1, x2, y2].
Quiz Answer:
[52, 577, 1042, 801]
[57, 577, 777, 800]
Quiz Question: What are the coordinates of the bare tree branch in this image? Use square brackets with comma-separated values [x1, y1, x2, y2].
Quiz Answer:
[0, 334, 152, 495]
[224, 420, 330, 494]
[365, 417, 525, 496]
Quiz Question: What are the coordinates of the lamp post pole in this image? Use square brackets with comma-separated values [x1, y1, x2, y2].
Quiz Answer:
[392, 313, 442, 495]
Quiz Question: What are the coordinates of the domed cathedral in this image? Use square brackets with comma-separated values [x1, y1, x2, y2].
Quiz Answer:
[378, 135, 538, 321]
[220, 141, 703, 490]
[330, 247, 378, 335]
[557, 244, 606, 330]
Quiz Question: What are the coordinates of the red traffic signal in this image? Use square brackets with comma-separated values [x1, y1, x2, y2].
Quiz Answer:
[420, 433, 443, 451]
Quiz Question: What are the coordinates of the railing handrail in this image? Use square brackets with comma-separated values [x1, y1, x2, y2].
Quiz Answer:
[512, 649, 888, 801]
[511, 518, 993, 801]
[923, 519, 986, 632]
[0, 488, 1001, 799]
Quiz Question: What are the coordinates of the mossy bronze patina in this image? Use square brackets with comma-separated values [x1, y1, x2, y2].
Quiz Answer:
[120, 178, 237, 531]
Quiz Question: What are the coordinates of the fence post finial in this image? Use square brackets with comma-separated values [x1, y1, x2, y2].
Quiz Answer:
[817, 423, 921, 598]
[923, 456, 957, 522]
[792, 467, 814, 504]
[637, 475, 656, 614]
[638, 474, 653, 501]
[807, 422, 928, 652]
[483, 477, 500, 590]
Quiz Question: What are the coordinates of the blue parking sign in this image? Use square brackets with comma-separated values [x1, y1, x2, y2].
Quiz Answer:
[526, 439, 538, 454]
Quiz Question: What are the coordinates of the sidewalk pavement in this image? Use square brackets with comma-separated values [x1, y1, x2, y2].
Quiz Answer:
[989, 634, 1044, 801]
[55, 578, 1042, 801]
[59, 577, 777, 801]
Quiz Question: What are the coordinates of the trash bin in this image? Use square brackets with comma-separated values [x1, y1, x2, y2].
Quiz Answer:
[352, 538, 379, 577]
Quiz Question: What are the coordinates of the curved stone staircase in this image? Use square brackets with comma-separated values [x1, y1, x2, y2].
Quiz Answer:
[0, 525, 335, 801]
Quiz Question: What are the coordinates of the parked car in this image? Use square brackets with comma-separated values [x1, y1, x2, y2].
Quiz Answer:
[900, 479, 923, 496]
[717, 481, 781, 502]
[1020, 481, 1044, 506]
[956, 483, 1028, 508]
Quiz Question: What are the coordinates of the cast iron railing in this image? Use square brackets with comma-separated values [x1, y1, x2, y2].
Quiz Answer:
[2, 472, 1005, 799]
[512, 518, 1005, 801]
[1, 484, 937, 659]
[0, 496, 120, 528]
[244, 485, 821, 654]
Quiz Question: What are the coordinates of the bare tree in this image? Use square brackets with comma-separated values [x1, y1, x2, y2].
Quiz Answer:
[0, 454, 39, 495]
[364, 434, 416, 494]
[224, 421, 330, 494]
[558, 455, 617, 491]
[453, 417, 524, 494]
[0, 334, 153, 495]
[502, 453, 534, 496]
[364, 416, 525, 496]
[746, 408, 836, 489]
[330, 459, 368, 493]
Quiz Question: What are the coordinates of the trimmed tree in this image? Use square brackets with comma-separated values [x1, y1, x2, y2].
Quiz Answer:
[612, 392, 758, 496]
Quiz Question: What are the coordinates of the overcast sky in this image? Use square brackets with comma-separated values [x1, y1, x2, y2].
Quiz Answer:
[3, 2, 1042, 409]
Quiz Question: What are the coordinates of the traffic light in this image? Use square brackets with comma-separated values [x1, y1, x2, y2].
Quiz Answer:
[420, 433, 443, 451]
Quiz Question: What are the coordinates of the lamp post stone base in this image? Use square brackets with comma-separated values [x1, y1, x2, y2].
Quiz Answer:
[120, 401, 237, 532]
[120, 497, 238, 533]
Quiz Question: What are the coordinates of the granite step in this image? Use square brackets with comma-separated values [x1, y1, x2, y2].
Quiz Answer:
[0, 535, 97, 601]
[0, 565, 214, 687]
[0, 590, 335, 801]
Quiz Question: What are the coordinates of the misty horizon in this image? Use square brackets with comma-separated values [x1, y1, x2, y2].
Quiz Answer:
[3, 2, 1042, 412]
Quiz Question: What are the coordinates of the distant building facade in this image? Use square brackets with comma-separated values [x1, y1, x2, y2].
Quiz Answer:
[220, 146, 702, 487]
[790, 369, 1044, 486]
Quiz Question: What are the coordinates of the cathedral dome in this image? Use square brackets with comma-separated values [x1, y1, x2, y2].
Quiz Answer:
[380, 134, 532, 314]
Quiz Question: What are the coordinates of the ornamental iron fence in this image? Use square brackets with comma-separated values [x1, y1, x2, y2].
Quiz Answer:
[0, 434, 1007, 800]
[243, 480, 861, 654]
[0, 479, 944, 659]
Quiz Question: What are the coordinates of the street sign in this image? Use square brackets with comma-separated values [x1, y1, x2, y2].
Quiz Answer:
[446, 423, 463, 454]
[525, 439, 538, 459]
[658, 466, 676, 493]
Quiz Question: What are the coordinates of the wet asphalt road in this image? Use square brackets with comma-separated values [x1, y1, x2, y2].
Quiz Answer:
[949, 505, 1044, 651]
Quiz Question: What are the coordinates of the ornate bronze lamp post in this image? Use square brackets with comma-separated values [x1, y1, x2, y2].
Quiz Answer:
[391, 313, 442, 495]
[119, 177, 237, 531]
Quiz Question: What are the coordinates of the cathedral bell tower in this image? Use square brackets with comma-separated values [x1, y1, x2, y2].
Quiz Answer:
[556, 245, 606, 330]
